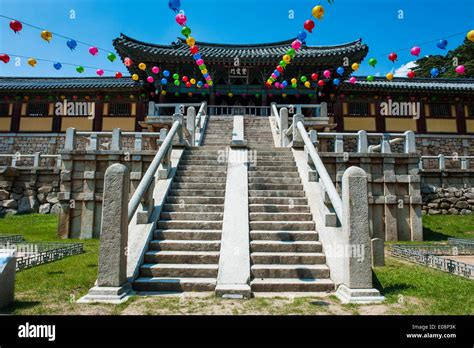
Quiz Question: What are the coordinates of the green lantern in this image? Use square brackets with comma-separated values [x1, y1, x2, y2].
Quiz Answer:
[181, 26, 191, 38]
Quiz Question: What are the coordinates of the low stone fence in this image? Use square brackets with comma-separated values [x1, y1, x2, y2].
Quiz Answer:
[0, 166, 60, 216]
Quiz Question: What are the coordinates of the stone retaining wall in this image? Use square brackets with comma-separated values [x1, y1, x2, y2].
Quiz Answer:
[0, 166, 60, 216]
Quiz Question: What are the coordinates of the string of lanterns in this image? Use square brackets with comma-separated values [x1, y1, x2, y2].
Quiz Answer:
[168, 0, 214, 87]
[265, 4, 326, 88]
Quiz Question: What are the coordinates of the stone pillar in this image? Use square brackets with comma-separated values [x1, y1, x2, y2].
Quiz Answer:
[231, 115, 247, 148]
[357, 130, 368, 153]
[186, 106, 196, 146]
[0, 250, 16, 309]
[78, 163, 132, 303]
[335, 166, 384, 303]
[371, 238, 385, 267]
[292, 114, 304, 148]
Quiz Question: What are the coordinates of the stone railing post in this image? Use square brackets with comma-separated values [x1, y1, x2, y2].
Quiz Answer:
[134, 134, 143, 151]
[357, 130, 368, 153]
[320, 102, 328, 118]
[335, 166, 384, 304]
[461, 157, 468, 170]
[33, 152, 41, 167]
[404, 131, 416, 154]
[280, 108, 288, 147]
[186, 106, 196, 146]
[381, 134, 391, 153]
[111, 128, 122, 151]
[173, 113, 185, 146]
[335, 135, 344, 153]
[79, 163, 131, 303]
[148, 101, 156, 116]
[87, 133, 98, 151]
[64, 127, 76, 151]
[157, 128, 171, 179]
[292, 114, 304, 148]
[438, 154, 445, 170]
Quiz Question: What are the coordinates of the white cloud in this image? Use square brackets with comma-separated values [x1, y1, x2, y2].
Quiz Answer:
[393, 61, 418, 77]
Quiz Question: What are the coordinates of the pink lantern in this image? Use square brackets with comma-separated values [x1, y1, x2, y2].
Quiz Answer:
[124, 57, 132, 67]
[291, 40, 302, 51]
[196, 59, 204, 66]
[275, 82, 280, 88]
[176, 13, 187, 25]
[205, 76, 211, 81]
[152, 66, 160, 74]
[410, 46, 421, 56]
[96, 69, 104, 76]
[271, 73, 277, 79]
[147, 76, 154, 83]
[89, 46, 99, 56]
[349, 77, 357, 84]
[455, 65, 465, 74]
[204, 83, 210, 88]
[323, 70, 331, 78]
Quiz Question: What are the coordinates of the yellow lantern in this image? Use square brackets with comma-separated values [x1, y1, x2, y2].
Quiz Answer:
[312, 5, 324, 20]
[27, 58, 37, 67]
[41, 30, 52, 42]
[282, 93, 287, 98]
[161, 90, 167, 96]
[132, 74, 139, 81]
[190, 78, 196, 85]
[386, 73, 394, 81]
[351, 62, 359, 71]
[291, 78, 297, 84]
[467, 30, 474, 42]
[208, 81, 213, 86]
[228, 92, 233, 98]
[186, 37, 196, 46]
[138, 63, 146, 71]
[283, 55, 291, 63]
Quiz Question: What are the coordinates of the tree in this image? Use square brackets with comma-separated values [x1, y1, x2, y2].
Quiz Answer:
[413, 38, 474, 78]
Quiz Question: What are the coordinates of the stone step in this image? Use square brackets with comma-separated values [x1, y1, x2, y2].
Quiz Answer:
[169, 189, 226, 197]
[251, 252, 326, 265]
[144, 250, 220, 264]
[171, 182, 227, 190]
[252, 162, 297, 168]
[250, 230, 318, 241]
[253, 156, 295, 162]
[178, 165, 227, 171]
[249, 166, 298, 172]
[149, 240, 221, 251]
[249, 204, 309, 213]
[249, 197, 308, 205]
[179, 160, 226, 166]
[248, 171, 300, 178]
[250, 240, 322, 253]
[166, 196, 225, 205]
[163, 204, 224, 213]
[249, 190, 305, 198]
[250, 278, 334, 292]
[157, 220, 223, 230]
[250, 221, 315, 231]
[248, 183, 303, 191]
[249, 212, 313, 221]
[181, 155, 224, 160]
[248, 177, 301, 185]
[174, 176, 227, 183]
[160, 212, 223, 221]
[140, 263, 219, 278]
[134, 277, 217, 292]
[251, 264, 330, 279]
[154, 229, 222, 240]
[175, 171, 227, 178]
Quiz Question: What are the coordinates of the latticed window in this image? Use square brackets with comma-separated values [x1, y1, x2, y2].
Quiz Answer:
[430, 103, 451, 117]
[0, 103, 9, 116]
[348, 102, 369, 116]
[109, 103, 132, 116]
[27, 103, 49, 117]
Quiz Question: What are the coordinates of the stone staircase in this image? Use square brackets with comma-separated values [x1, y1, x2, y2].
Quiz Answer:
[244, 117, 275, 147]
[248, 147, 334, 293]
[202, 116, 234, 146]
[134, 147, 227, 293]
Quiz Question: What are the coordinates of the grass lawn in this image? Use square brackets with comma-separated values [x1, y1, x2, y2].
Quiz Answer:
[0, 213, 473, 315]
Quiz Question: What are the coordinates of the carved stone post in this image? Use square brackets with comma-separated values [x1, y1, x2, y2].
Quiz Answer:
[280, 108, 288, 147]
[292, 114, 304, 148]
[186, 106, 196, 146]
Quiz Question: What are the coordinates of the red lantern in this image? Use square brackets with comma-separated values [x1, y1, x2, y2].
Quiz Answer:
[277, 66, 284, 73]
[304, 19, 315, 33]
[115, 72, 123, 79]
[311, 73, 318, 81]
[0, 54, 10, 64]
[190, 46, 199, 54]
[185, 81, 191, 88]
[182, 76, 189, 83]
[9, 20, 23, 33]
[407, 70, 415, 79]
[318, 80, 325, 87]
[388, 52, 398, 63]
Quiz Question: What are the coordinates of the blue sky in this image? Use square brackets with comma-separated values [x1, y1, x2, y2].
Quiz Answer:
[0, 0, 473, 78]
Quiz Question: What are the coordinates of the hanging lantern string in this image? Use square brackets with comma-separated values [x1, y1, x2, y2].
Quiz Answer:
[0, 14, 115, 55]
[1, 52, 128, 74]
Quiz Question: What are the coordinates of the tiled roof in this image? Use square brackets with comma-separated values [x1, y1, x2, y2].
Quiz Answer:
[342, 77, 474, 92]
[113, 34, 369, 68]
[0, 77, 142, 91]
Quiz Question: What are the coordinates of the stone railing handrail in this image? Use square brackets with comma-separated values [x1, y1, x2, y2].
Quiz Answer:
[127, 116, 183, 223]
[271, 102, 280, 130]
[276, 103, 327, 118]
[207, 105, 270, 117]
[420, 154, 474, 170]
[147, 102, 202, 117]
[296, 120, 343, 221]
[0, 153, 61, 168]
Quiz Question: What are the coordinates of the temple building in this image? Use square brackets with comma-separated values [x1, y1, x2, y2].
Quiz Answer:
[0, 34, 473, 134]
